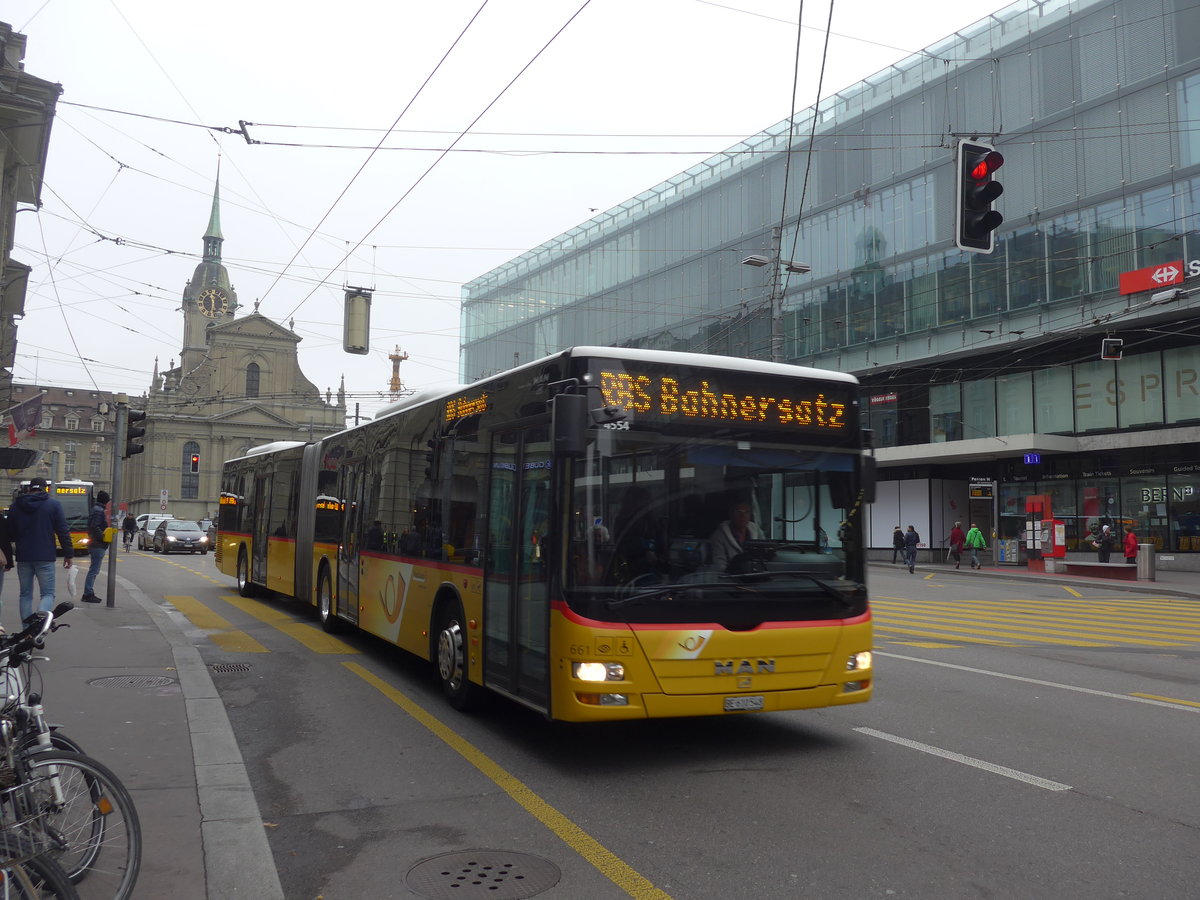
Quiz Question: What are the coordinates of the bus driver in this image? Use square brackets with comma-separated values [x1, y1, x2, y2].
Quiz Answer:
[710, 501, 764, 571]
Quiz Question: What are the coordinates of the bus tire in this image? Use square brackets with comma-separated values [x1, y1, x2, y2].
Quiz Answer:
[434, 600, 478, 711]
[236, 548, 256, 598]
[317, 565, 339, 633]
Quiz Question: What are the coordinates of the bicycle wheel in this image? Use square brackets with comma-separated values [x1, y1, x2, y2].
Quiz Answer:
[17, 752, 140, 900]
[0, 834, 80, 898]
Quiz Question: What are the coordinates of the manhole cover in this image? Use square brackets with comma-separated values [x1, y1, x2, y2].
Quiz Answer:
[88, 675, 176, 689]
[406, 850, 560, 899]
[210, 663, 252, 673]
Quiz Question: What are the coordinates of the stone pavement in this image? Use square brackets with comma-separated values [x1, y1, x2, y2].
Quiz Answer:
[1, 567, 283, 900]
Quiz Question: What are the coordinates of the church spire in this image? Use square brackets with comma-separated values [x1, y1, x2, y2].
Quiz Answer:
[202, 161, 223, 263]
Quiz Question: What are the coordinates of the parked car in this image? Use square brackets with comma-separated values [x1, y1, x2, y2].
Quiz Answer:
[152, 519, 209, 554]
[137, 514, 174, 550]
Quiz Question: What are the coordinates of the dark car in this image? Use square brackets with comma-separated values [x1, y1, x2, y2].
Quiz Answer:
[153, 519, 209, 555]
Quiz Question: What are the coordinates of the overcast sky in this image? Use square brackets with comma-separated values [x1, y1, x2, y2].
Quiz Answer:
[7, 0, 999, 420]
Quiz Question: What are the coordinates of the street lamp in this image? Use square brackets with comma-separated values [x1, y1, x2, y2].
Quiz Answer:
[741, 229, 812, 362]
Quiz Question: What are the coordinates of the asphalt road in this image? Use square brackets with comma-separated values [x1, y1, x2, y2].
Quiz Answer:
[129, 551, 1200, 899]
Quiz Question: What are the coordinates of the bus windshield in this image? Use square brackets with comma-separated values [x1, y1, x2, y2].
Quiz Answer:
[565, 428, 866, 627]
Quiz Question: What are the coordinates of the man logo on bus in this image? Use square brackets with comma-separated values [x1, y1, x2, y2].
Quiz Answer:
[714, 659, 776, 675]
[380, 573, 405, 624]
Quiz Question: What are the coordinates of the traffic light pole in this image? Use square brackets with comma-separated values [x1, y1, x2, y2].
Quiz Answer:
[105, 395, 129, 609]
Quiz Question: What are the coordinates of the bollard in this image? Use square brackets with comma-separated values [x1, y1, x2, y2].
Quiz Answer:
[1136, 543, 1156, 581]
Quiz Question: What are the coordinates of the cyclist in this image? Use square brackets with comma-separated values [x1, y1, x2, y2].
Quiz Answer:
[122, 512, 137, 552]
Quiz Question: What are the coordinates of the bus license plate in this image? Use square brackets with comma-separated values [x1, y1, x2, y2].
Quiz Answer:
[724, 695, 764, 712]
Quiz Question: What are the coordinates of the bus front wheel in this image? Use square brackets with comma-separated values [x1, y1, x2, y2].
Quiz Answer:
[435, 603, 478, 711]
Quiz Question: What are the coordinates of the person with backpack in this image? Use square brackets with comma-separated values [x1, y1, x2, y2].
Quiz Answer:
[8, 477, 73, 621]
[903, 524, 920, 573]
[891, 526, 904, 564]
[122, 512, 137, 552]
[82, 490, 110, 603]
[964, 523, 988, 569]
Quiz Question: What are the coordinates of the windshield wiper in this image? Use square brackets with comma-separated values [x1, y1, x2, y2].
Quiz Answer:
[719, 570, 861, 607]
[604, 583, 708, 609]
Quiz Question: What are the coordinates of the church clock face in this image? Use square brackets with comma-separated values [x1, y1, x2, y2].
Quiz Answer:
[197, 287, 229, 318]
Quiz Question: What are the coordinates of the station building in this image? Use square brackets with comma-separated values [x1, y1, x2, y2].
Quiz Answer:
[460, 0, 1200, 571]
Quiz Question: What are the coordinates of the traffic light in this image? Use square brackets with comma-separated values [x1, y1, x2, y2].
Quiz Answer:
[190, 453, 200, 474]
[955, 139, 1005, 253]
[125, 409, 146, 459]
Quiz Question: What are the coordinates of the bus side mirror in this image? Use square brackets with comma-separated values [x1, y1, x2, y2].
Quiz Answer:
[552, 393, 588, 458]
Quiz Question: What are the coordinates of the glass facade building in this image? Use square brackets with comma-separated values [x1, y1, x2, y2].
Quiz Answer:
[461, 0, 1200, 570]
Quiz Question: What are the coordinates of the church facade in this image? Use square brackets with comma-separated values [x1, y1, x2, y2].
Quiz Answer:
[122, 180, 346, 523]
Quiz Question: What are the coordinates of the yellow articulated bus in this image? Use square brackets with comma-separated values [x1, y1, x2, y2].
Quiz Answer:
[216, 347, 876, 721]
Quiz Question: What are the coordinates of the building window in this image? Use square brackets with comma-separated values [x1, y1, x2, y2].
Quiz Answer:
[91, 419, 104, 432]
[65, 417, 79, 431]
[89, 457, 102, 477]
[40, 413, 53, 429]
[181, 441, 200, 500]
[246, 363, 260, 399]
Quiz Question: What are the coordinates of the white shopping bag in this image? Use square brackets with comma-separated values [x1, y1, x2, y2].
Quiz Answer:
[65, 563, 78, 597]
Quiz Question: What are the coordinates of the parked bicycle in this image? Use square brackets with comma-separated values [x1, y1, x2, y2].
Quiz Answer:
[0, 606, 141, 900]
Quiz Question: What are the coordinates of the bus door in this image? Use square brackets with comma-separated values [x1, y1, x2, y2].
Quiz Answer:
[484, 428, 552, 709]
[252, 473, 270, 583]
[336, 456, 364, 626]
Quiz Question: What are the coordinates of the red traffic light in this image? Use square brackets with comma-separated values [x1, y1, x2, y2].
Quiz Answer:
[969, 150, 1004, 181]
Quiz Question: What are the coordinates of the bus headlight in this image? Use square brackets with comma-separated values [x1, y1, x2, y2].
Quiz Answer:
[846, 651, 872, 671]
[572, 661, 625, 682]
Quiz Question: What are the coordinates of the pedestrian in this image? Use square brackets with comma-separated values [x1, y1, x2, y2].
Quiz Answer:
[1093, 524, 1114, 563]
[903, 524, 920, 573]
[891, 526, 904, 564]
[7, 477, 73, 623]
[947, 521, 966, 569]
[122, 512, 137, 552]
[0, 511, 13, 623]
[964, 522, 988, 569]
[82, 490, 111, 603]
[1122, 524, 1138, 565]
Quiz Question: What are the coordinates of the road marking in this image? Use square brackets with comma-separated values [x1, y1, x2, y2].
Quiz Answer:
[1063, 587, 1083, 597]
[222, 596, 359, 654]
[878, 651, 1200, 713]
[346, 662, 673, 900]
[165, 595, 269, 653]
[1131, 693, 1200, 709]
[854, 727, 1072, 792]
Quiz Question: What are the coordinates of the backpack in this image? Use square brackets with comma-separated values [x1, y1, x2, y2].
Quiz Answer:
[88, 506, 108, 545]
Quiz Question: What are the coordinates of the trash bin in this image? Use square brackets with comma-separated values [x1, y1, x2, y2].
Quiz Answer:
[1136, 543, 1156, 581]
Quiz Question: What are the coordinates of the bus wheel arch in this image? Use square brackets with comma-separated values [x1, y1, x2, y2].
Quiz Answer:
[432, 591, 479, 711]
[317, 562, 339, 633]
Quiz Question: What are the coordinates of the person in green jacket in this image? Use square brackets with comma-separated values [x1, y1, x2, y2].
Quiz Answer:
[964, 523, 987, 569]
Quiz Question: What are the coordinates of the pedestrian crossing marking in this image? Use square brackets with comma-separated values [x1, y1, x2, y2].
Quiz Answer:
[871, 594, 1200, 648]
[164, 595, 269, 653]
[221, 595, 359, 654]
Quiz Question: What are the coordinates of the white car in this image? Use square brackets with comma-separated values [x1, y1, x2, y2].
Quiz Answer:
[137, 514, 174, 550]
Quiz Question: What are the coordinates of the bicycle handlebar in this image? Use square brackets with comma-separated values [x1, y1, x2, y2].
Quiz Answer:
[0, 602, 73, 661]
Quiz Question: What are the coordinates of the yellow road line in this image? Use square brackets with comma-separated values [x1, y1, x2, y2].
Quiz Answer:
[345, 662, 673, 900]
[1131, 692, 1200, 709]
[222, 595, 359, 654]
[1063, 587, 1083, 597]
[165, 595, 269, 653]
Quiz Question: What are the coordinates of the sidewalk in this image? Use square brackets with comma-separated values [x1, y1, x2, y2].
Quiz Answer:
[871, 557, 1200, 600]
[3, 567, 283, 900]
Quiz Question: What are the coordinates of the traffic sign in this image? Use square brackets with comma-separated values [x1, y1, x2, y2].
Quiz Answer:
[1119, 260, 1183, 295]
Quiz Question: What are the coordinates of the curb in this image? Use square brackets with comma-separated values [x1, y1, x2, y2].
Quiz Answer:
[118, 573, 285, 900]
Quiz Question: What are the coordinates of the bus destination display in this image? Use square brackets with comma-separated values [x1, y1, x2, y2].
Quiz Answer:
[593, 365, 854, 434]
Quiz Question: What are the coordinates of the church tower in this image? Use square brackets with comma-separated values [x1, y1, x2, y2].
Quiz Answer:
[180, 172, 239, 373]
